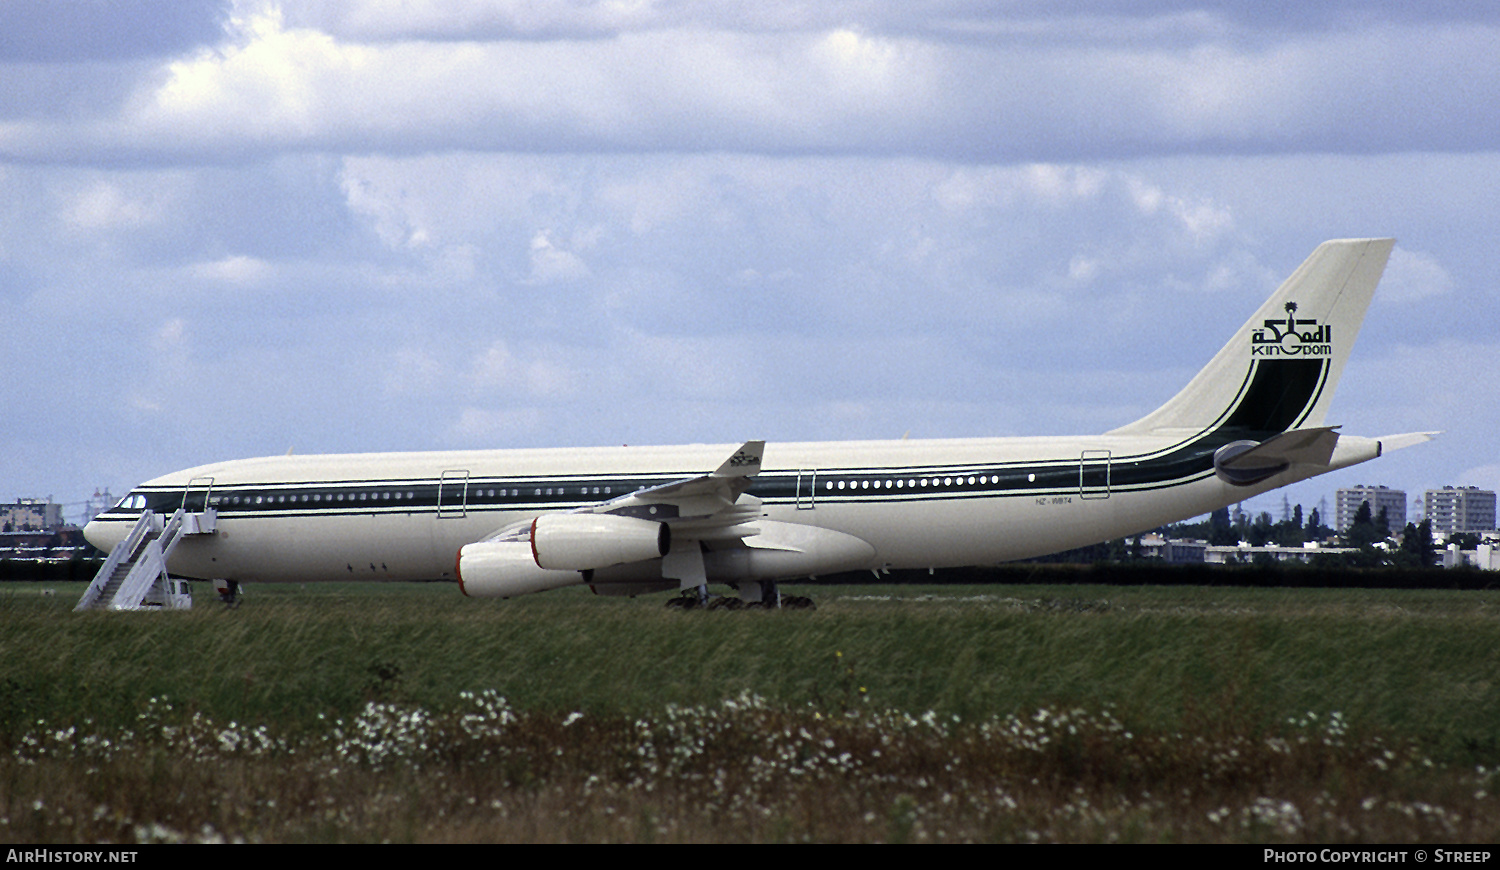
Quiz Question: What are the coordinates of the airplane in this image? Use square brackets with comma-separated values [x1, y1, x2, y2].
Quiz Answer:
[83, 238, 1431, 608]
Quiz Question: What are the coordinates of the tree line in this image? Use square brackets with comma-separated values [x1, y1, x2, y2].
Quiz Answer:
[1164, 500, 1447, 569]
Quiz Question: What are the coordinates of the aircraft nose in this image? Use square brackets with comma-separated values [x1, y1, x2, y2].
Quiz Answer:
[83, 518, 125, 554]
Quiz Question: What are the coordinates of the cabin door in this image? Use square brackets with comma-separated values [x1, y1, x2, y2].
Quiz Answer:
[438, 470, 470, 519]
[183, 477, 215, 513]
[795, 469, 817, 510]
[1079, 450, 1112, 500]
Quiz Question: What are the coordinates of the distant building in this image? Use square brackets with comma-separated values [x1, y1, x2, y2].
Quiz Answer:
[1204, 543, 1358, 565]
[1335, 485, 1406, 532]
[83, 488, 116, 525]
[1131, 535, 1360, 565]
[1424, 487, 1498, 536]
[1441, 536, 1500, 570]
[1132, 533, 1207, 562]
[1, 498, 64, 532]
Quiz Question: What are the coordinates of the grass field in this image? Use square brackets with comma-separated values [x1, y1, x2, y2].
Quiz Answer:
[3, 580, 1498, 842]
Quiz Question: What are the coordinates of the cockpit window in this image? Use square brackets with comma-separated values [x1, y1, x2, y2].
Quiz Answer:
[114, 493, 149, 512]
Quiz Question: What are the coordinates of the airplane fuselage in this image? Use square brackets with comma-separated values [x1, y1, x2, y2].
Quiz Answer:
[84, 429, 1381, 586]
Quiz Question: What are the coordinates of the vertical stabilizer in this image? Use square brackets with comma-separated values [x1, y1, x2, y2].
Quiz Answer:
[1110, 239, 1393, 439]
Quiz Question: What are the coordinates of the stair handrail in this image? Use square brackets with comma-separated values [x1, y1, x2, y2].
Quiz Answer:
[75, 510, 160, 611]
[157, 508, 188, 560]
[110, 508, 189, 610]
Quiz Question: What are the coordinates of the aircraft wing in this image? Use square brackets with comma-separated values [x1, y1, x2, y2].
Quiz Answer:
[467, 440, 769, 593]
[596, 440, 764, 521]
[479, 440, 767, 545]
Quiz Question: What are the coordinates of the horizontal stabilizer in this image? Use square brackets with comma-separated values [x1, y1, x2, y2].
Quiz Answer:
[1214, 427, 1340, 486]
[1378, 431, 1440, 453]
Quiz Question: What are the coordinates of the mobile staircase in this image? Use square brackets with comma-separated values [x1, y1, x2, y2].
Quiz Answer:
[75, 508, 214, 611]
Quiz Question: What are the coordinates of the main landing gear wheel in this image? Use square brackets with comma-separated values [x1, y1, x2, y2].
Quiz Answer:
[664, 592, 699, 609]
[214, 579, 241, 607]
[663, 589, 816, 610]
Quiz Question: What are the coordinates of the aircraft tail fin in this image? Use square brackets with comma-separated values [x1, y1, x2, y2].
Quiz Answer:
[1110, 238, 1394, 439]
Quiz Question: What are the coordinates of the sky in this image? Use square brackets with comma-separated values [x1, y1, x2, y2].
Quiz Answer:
[1, 0, 1496, 527]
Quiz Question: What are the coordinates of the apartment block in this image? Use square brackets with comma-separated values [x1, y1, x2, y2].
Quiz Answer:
[1424, 487, 1498, 536]
[1335, 485, 1407, 532]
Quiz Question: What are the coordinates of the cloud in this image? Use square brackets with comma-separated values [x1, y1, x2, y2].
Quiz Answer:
[6, 4, 1499, 164]
[140, 5, 371, 147]
[2, 4, 1497, 516]
[470, 341, 578, 398]
[1379, 247, 1455, 303]
[524, 231, 591, 284]
[448, 406, 547, 444]
[152, 316, 188, 350]
[1454, 464, 1500, 496]
[382, 347, 446, 397]
[187, 254, 274, 285]
[125, 317, 195, 418]
[64, 180, 172, 230]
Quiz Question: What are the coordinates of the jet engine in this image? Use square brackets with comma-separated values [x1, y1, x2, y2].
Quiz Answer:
[529, 513, 671, 570]
[585, 520, 876, 593]
[456, 541, 582, 598]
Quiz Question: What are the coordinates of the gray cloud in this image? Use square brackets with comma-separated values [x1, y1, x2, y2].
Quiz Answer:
[1, 2, 1495, 522]
[2, 5, 1497, 165]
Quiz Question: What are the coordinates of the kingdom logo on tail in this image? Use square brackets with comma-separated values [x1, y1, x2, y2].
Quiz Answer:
[1252, 303, 1332, 357]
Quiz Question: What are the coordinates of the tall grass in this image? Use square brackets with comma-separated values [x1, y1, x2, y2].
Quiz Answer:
[3, 581, 1499, 841]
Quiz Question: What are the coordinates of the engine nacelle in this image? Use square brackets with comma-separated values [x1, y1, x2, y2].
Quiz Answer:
[583, 520, 876, 593]
[530, 513, 670, 571]
[709, 521, 876, 579]
[457, 541, 583, 598]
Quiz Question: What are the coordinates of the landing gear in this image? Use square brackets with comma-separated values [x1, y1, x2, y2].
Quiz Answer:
[778, 594, 817, 610]
[740, 579, 814, 609]
[664, 583, 711, 609]
[213, 578, 241, 607]
[663, 580, 816, 610]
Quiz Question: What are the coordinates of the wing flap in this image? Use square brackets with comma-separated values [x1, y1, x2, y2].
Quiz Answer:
[474, 440, 768, 546]
[593, 440, 764, 519]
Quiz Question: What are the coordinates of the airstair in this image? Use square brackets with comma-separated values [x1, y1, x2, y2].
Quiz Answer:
[75, 508, 214, 611]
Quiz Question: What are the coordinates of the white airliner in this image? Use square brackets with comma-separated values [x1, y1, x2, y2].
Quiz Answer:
[84, 239, 1430, 606]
